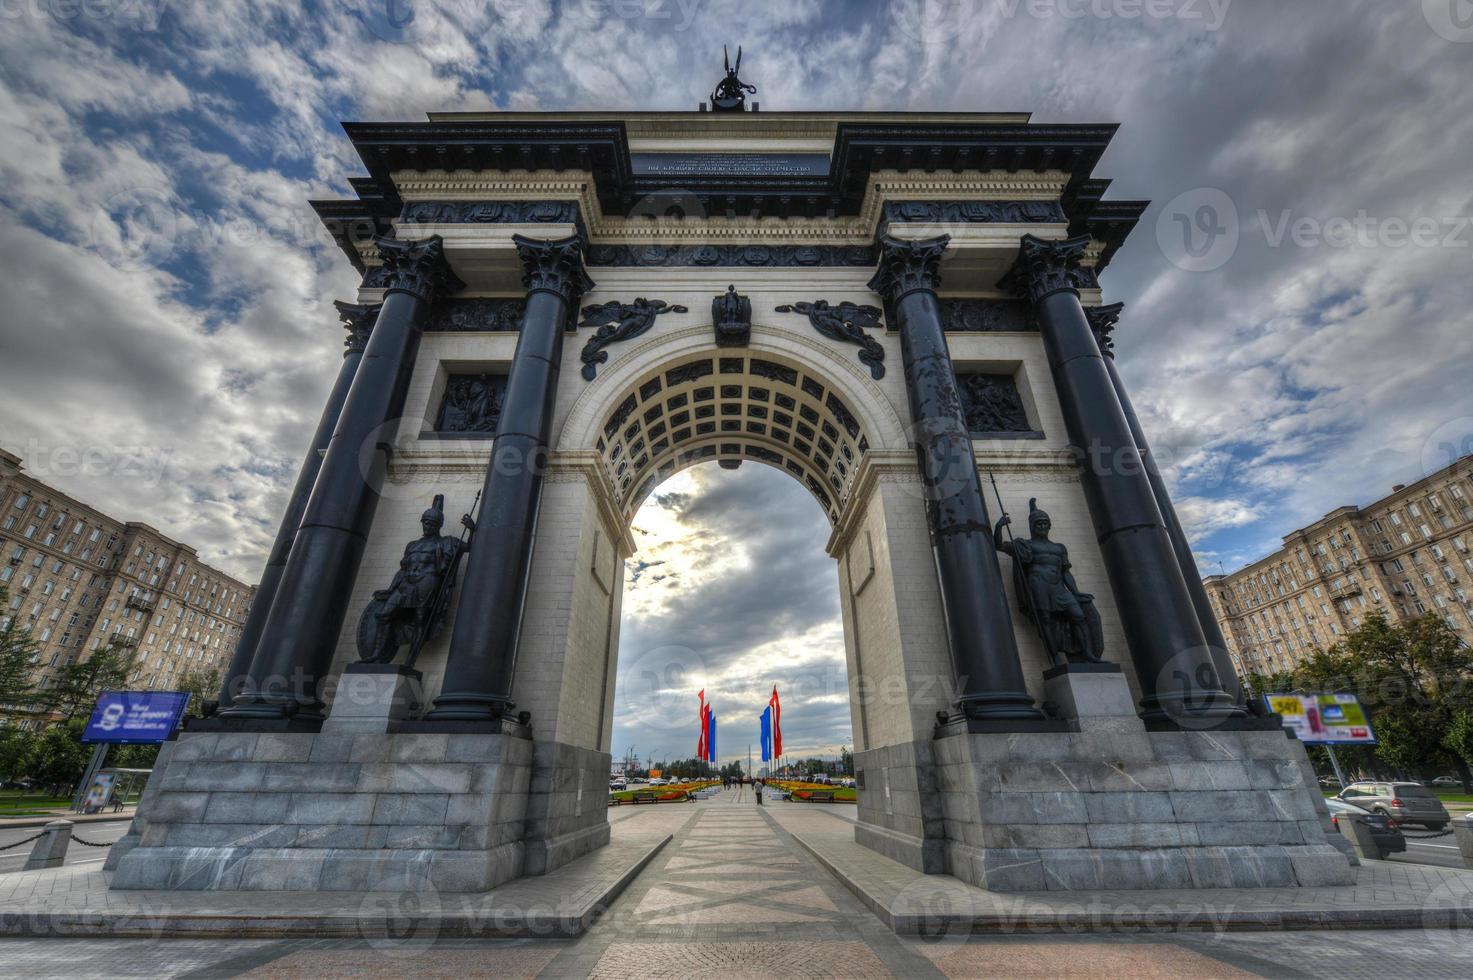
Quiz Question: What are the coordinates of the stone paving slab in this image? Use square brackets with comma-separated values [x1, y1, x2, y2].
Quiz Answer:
[0, 811, 682, 939]
[773, 807, 1473, 935]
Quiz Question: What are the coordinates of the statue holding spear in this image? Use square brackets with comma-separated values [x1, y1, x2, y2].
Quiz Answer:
[355, 491, 479, 667]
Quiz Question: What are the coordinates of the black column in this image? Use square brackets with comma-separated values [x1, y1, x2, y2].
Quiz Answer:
[221, 236, 462, 724]
[868, 235, 1043, 723]
[1085, 304, 1247, 716]
[218, 301, 379, 710]
[1003, 235, 1233, 726]
[424, 234, 593, 724]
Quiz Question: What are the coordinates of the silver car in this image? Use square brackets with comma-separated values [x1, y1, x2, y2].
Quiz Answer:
[1337, 781, 1450, 830]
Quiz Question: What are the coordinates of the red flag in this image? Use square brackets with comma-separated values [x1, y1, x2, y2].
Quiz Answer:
[769, 685, 782, 758]
[697, 690, 707, 759]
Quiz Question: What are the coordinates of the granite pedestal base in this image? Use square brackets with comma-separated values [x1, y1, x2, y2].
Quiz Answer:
[524, 741, 613, 875]
[933, 726, 1356, 892]
[111, 728, 535, 892]
[320, 664, 424, 735]
[852, 740, 945, 875]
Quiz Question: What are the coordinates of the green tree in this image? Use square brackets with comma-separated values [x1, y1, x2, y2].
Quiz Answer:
[28, 722, 89, 796]
[1324, 613, 1473, 790]
[176, 668, 221, 718]
[41, 641, 140, 721]
[1443, 710, 1473, 789]
[0, 725, 36, 782]
[0, 588, 40, 710]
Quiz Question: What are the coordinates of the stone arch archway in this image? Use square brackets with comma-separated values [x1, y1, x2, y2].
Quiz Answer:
[559, 323, 909, 454]
[562, 331, 903, 528]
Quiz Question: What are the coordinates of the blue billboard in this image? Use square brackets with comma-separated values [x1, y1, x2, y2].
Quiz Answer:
[82, 690, 191, 744]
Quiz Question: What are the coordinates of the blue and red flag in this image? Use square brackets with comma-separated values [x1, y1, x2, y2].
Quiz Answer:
[697, 689, 707, 760]
[769, 685, 782, 758]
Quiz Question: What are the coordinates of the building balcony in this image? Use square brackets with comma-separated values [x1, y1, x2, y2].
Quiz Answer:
[124, 594, 156, 612]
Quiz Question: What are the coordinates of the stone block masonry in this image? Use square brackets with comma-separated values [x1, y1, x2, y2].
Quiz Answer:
[111, 730, 535, 892]
[930, 728, 1355, 892]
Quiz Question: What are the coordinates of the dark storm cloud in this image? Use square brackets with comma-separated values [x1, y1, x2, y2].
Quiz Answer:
[610, 464, 853, 766]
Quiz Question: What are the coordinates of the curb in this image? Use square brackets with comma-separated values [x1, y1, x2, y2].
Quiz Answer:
[0, 833, 671, 939]
[0, 813, 135, 830]
[791, 832, 1469, 935]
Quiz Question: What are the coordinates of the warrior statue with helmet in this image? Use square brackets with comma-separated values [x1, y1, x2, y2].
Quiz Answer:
[994, 497, 1105, 667]
[355, 493, 476, 666]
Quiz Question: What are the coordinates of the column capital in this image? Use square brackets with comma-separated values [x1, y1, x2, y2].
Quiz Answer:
[372, 235, 464, 304]
[514, 234, 595, 306]
[334, 300, 381, 356]
[1084, 302, 1125, 359]
[1000, 234, 1092, 305]
[867, 234, 950, 304]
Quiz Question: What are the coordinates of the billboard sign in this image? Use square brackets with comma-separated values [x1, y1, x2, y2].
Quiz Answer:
[1265, 692, 1376, 745]
[83, 771, 116, 812]
[82, 690, 191, 744]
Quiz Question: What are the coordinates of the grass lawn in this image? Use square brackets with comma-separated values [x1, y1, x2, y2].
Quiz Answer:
[771, 780, 857, 802]
[0, 792, 73, 812]
[608, 780, 720, 804]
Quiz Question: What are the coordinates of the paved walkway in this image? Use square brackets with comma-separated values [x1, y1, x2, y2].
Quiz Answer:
[770, 805, 1473, 932]
[3, 793, 1473, 977]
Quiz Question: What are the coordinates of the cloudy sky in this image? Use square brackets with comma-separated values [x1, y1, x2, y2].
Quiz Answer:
[2, 1, 1471, 763]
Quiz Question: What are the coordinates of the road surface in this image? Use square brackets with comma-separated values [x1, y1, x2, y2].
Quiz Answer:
[0, 818, 129, 874]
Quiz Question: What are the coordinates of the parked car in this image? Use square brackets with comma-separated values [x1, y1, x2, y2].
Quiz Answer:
[609, 779, 628, 792]
[1337, 781, 1451, 830]
[1429, 776, 1462, 788]
[1325, 798, 1406, 859]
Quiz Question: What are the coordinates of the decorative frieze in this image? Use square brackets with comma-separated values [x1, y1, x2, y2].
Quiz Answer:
[400, 200, 581, 225]
[423, 297, 526, 333]
[955, 372, 1036, 437]
[435, 373, 507, 434]
[773, 301, 886, 380]
[577, 299, 689, 380]
[880, 200, 1066, 225]
[939, 298, 1036, 333]
[585, 243, 876, 267]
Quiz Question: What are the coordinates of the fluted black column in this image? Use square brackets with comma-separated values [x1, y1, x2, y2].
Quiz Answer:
[1004, 235, 1233, 726]
[218, 301, 380, 710]
[1085, 303, 1246, 716]
[222, 237, 462, 724]
[424, 235, 593, 724]
[868, 235, 1043, 723]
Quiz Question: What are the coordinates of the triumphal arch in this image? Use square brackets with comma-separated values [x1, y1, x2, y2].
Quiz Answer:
[109, 69, 1354, 895]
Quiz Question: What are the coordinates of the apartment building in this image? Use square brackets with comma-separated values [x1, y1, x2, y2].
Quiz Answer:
[1203, 456, 1473, 678]
[0, 449, 254, 721]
